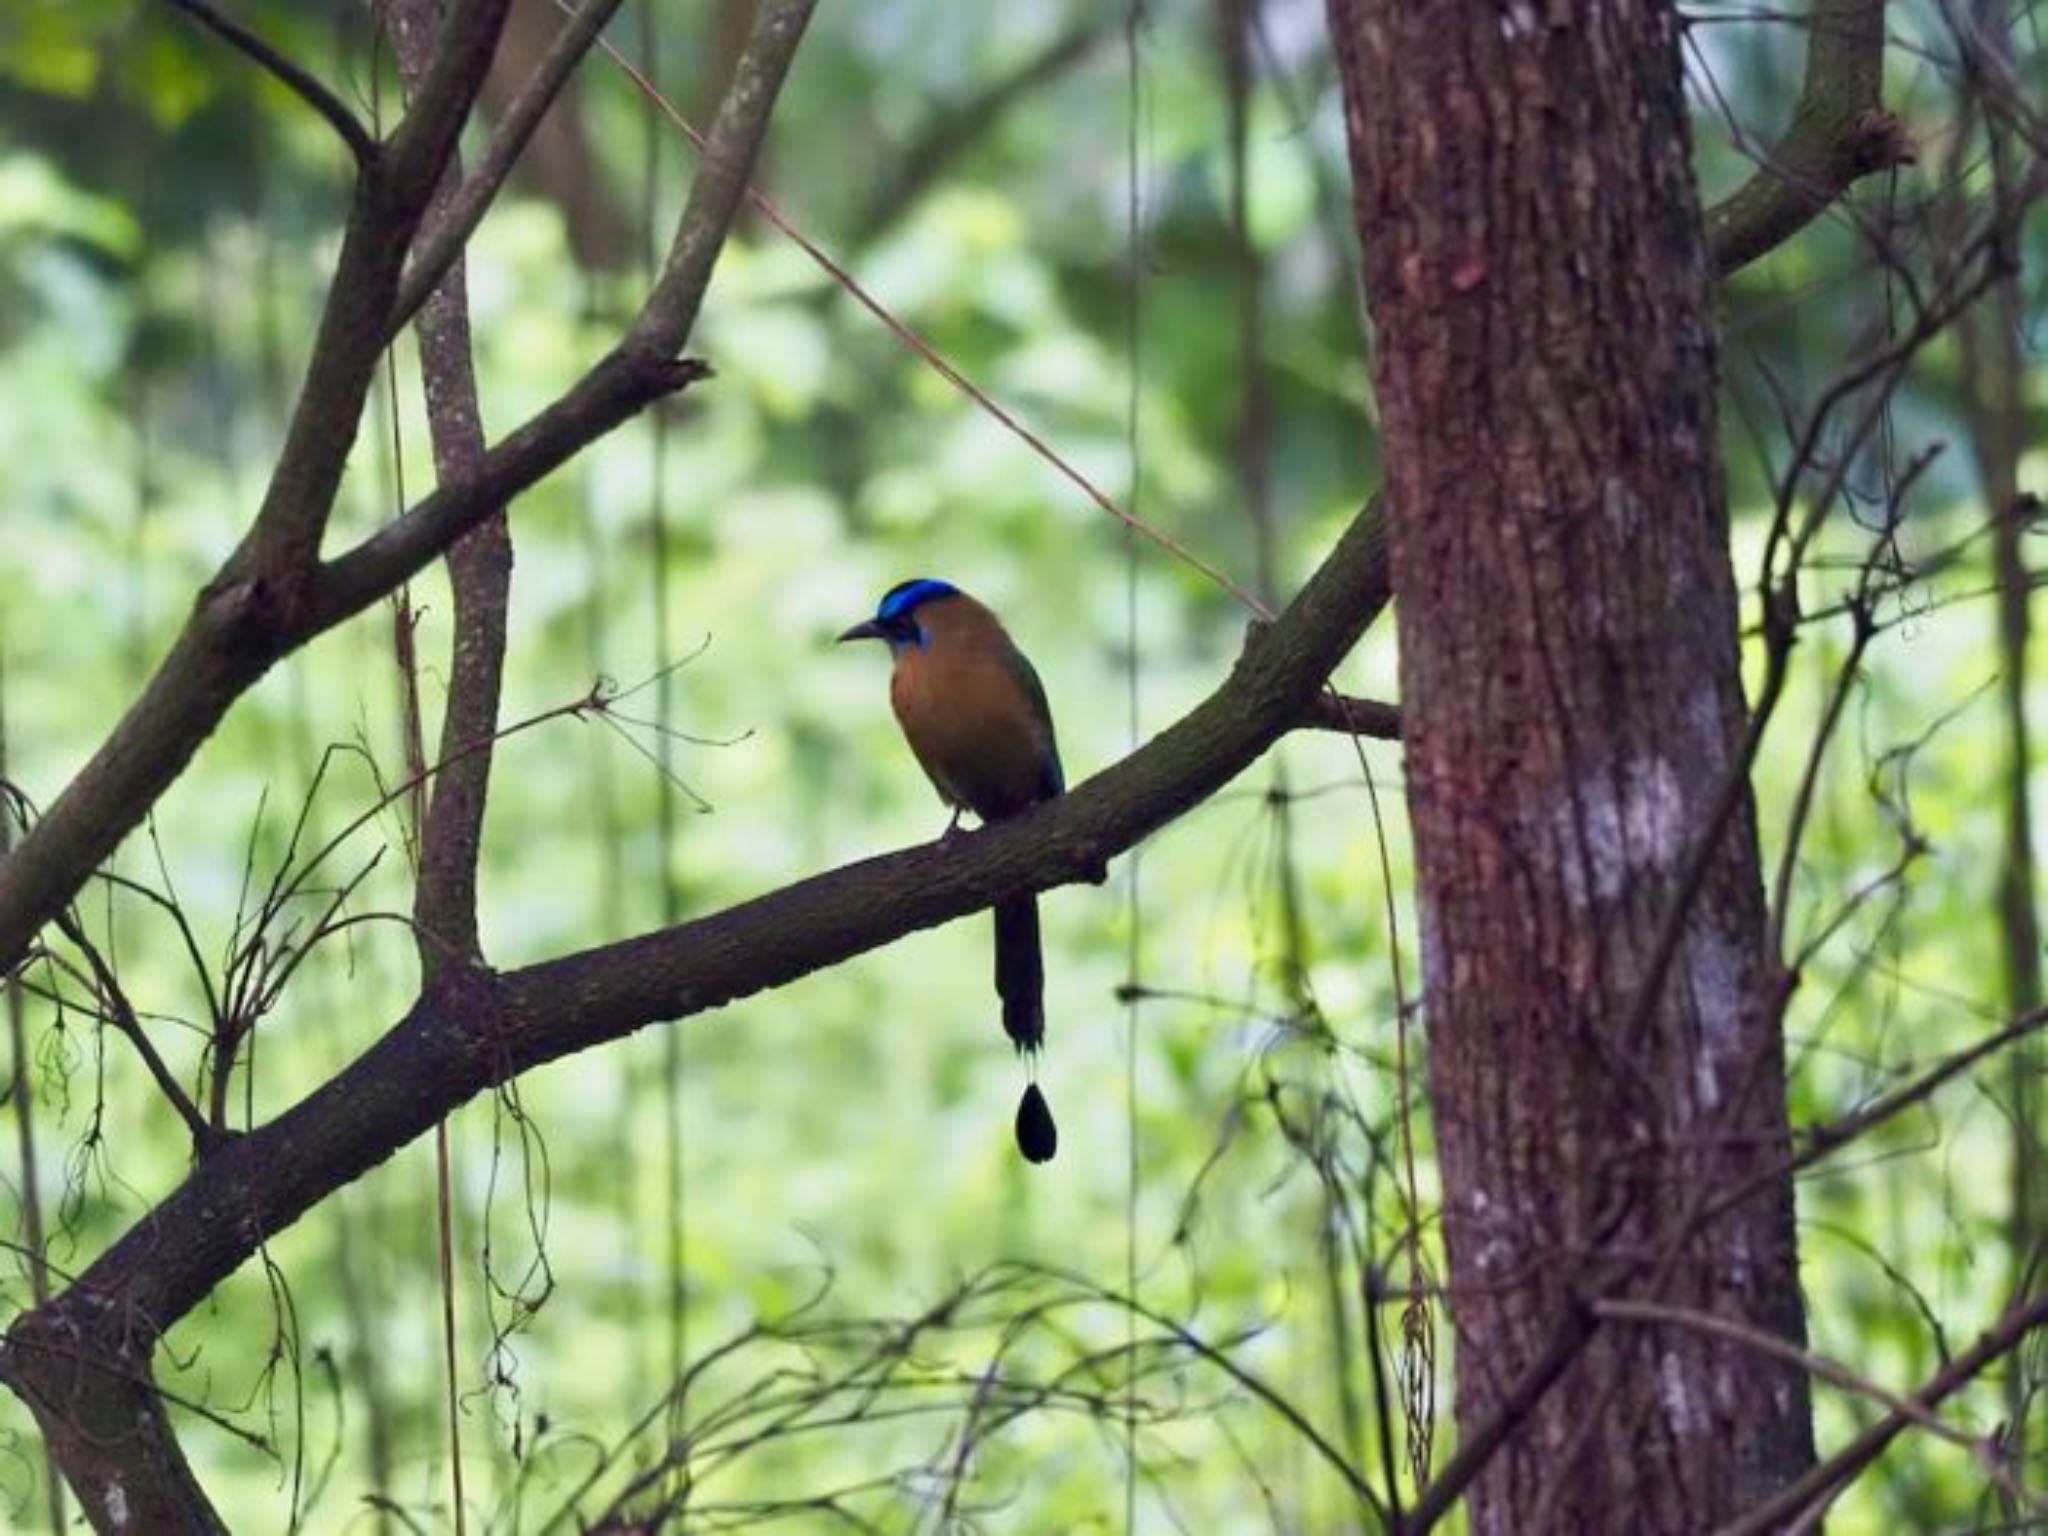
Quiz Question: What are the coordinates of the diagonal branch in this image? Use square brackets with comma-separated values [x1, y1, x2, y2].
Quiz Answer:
[154, 0, 376, 164]
[47, 912, 214, 1153]
[4, 497, 1388, 1361]
[1704, 0, 1910, 277]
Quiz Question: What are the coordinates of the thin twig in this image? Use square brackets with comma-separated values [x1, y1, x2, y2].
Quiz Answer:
[155, 0, 377, 163]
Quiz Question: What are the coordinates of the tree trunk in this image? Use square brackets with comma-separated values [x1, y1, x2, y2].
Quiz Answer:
[1326, 3, 1816, 1528]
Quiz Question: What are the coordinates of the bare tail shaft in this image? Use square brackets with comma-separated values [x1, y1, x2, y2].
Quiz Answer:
[993, 897, 1044, 1053]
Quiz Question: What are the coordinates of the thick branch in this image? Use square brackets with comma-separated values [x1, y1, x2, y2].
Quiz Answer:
[1704, 0, 1909, 277]
[8, 501, 1387, 1360]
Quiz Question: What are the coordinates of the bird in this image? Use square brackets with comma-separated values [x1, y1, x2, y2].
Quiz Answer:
[839, 578, 1063, 1164]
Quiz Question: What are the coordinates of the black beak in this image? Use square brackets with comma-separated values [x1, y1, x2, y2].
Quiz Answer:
[837, 619, 885, 644]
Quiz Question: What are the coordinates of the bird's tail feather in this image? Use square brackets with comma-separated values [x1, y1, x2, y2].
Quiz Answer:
[993, 897, 1044, 1054]
[1015, 1082, 1058, 1164]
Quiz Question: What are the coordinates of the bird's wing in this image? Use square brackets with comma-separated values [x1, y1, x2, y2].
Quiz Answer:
[1004, 644, 1065, 798]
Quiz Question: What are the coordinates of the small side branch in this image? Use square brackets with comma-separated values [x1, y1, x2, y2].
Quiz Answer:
[155, 0, 376, 164]
[1300, 691, 1401, 741]
[1704, 0, 1911, 277]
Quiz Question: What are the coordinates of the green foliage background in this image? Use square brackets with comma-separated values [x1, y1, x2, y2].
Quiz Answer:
[0, 1, 2041, 1529]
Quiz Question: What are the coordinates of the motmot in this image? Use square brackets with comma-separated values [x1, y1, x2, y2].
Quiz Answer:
[839, 578, 1063, 1164]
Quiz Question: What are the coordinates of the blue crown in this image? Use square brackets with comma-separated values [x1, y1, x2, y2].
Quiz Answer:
[877, 578, 959, 622]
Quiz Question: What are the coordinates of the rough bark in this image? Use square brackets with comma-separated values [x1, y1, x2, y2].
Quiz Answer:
[1327, 3, 1815, 1529]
